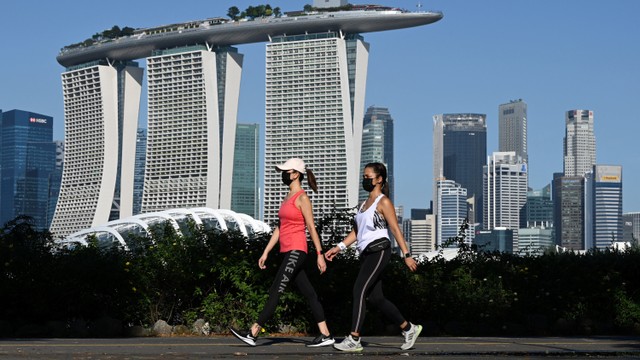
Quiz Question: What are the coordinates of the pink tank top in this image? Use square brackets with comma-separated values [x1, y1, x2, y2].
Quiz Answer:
[278, 190, 308, 253]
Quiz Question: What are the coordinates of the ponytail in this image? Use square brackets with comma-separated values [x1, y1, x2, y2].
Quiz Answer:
[296, 168, 318, 193]
[306, 168, 318, 193]
[381, 179, 390, 197]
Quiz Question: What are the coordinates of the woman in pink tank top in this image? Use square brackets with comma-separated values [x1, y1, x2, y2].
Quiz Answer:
[230, 158, 335, 348]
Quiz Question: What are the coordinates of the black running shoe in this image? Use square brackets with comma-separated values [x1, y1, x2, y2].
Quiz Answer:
[306, 333, 335, 347]
[229, 327, 257, 346]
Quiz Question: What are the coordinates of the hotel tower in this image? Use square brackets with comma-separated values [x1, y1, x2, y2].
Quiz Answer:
[263, 33, 368, 224]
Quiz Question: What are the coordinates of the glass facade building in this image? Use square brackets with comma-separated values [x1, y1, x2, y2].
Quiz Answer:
[623, 212, 640, 244]
[361, 106, 394, 202]
[433, 113, 487, 226]
[552, 174, 585, 250]
[231, 123, 259, 219]
[585, 165, 623, 249]
[520, 184, 553, 229]
[0, 110, 56, 230]
[133, 128, 146, 215]
[437, 179, 473, 248]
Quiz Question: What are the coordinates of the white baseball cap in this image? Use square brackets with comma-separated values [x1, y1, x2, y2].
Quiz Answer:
[275, 158, 306, 173]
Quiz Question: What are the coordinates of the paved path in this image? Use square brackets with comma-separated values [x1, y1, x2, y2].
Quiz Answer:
[0, 336, 639, 359]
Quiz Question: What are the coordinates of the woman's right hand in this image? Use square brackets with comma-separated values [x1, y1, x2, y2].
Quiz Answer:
[258, 253, 268, 269]
[324, 247, 340, 261]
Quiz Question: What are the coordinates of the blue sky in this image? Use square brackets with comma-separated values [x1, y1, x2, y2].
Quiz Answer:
[2, 0, 639, 213]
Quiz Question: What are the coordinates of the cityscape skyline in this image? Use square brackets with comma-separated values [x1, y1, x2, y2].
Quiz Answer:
[2, 0, 639, 214]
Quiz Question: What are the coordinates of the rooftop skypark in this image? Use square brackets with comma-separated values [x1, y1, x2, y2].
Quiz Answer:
[57, 3, 442, 67]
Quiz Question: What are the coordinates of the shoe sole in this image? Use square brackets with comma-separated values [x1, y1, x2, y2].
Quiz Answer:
[307, 339, 336, 348]
[229, 328, 256, 347]
[400, 324, 423, 350]
[333, 345, 363, 352]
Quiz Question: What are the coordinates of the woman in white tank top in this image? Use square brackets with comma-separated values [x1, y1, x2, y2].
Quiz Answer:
[325, 162, 422, 352]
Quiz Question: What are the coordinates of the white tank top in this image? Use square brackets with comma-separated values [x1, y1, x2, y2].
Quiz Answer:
[355, 194, 389, 253]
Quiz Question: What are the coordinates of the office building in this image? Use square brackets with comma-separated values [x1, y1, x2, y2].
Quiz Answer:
[483, 152, 528, 251]
[433, 113, 487, 226]
[231, 123, 259, 219]
[474, 229, 513, 253]
[133, 128, 146, 215]
[263, 33, 368, 225]
[552, 174, 585, 250]
[499, 99, 527, 164]
[404, 208, 435, 254]
[142, 46, 243, 213]
[0, 110, 56, 230]
[46, 141, 64, 227]
[437, 179, 473, 248]
[521, 184, 553, 229]
[585, 165, 623, 249]
[623, 212, 640, 244]
[518, 227, 554, 256]
[564, 110, 596, 177]
[408, 214, 436, 254]
[360, 106, 394, 202]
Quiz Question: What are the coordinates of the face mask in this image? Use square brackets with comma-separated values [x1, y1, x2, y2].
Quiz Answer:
[362, 178, 375, 192]
[282, 171, 293, 186]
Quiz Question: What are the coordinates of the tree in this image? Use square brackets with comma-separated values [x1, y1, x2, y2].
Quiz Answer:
[227, 6, 240, 20]
[273, 7, 281, 17]
[303, 4, 314, 13]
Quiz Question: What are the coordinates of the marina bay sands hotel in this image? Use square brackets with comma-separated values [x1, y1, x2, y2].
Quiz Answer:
[50, 0, 442, 237]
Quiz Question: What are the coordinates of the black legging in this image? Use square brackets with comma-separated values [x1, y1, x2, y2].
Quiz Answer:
[351, 247, 406, 333]
[257, 250, 326, 326]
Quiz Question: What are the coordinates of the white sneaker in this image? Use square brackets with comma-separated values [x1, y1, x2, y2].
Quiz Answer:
[333, 334, 363, 352]
[401, 323, 422, 350]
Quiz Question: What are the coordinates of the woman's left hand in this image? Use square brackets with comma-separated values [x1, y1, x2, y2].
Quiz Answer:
[404, 256, 418, 272]
[316, 254, 327, 274]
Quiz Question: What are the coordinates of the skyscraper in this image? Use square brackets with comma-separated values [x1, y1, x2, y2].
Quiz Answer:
[361, 106, 394, 202]
[133, 128, 146, 216]
[499, 99, 527, 164]
[433, 113, 487, 226]
[483, 152, 528, 250]
[0, 110, 56, 230]
[231, 123, 259, 219]
[51, 61, 143, 237]
[623, 212, 640, 244]
[437, 179, 472, 248]
[585, 165, 623, 249]
[142, 46, 243, 213]
[46, 140, 64, 228]
[553, 174, 585, 250]
[263, 33, 368, 225]
[564, 110, 596, 177]
[520, 184, 553, 229]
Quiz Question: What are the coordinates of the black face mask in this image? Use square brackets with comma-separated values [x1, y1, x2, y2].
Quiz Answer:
[362, 178, 375, 192]
[282, 171, 293, 186]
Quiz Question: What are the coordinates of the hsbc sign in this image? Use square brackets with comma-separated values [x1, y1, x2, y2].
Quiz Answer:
[29, 117, 48, 124]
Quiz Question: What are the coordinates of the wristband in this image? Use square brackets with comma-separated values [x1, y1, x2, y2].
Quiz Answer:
[317, 250, 322, 255]
[337, 242, 347, 251]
